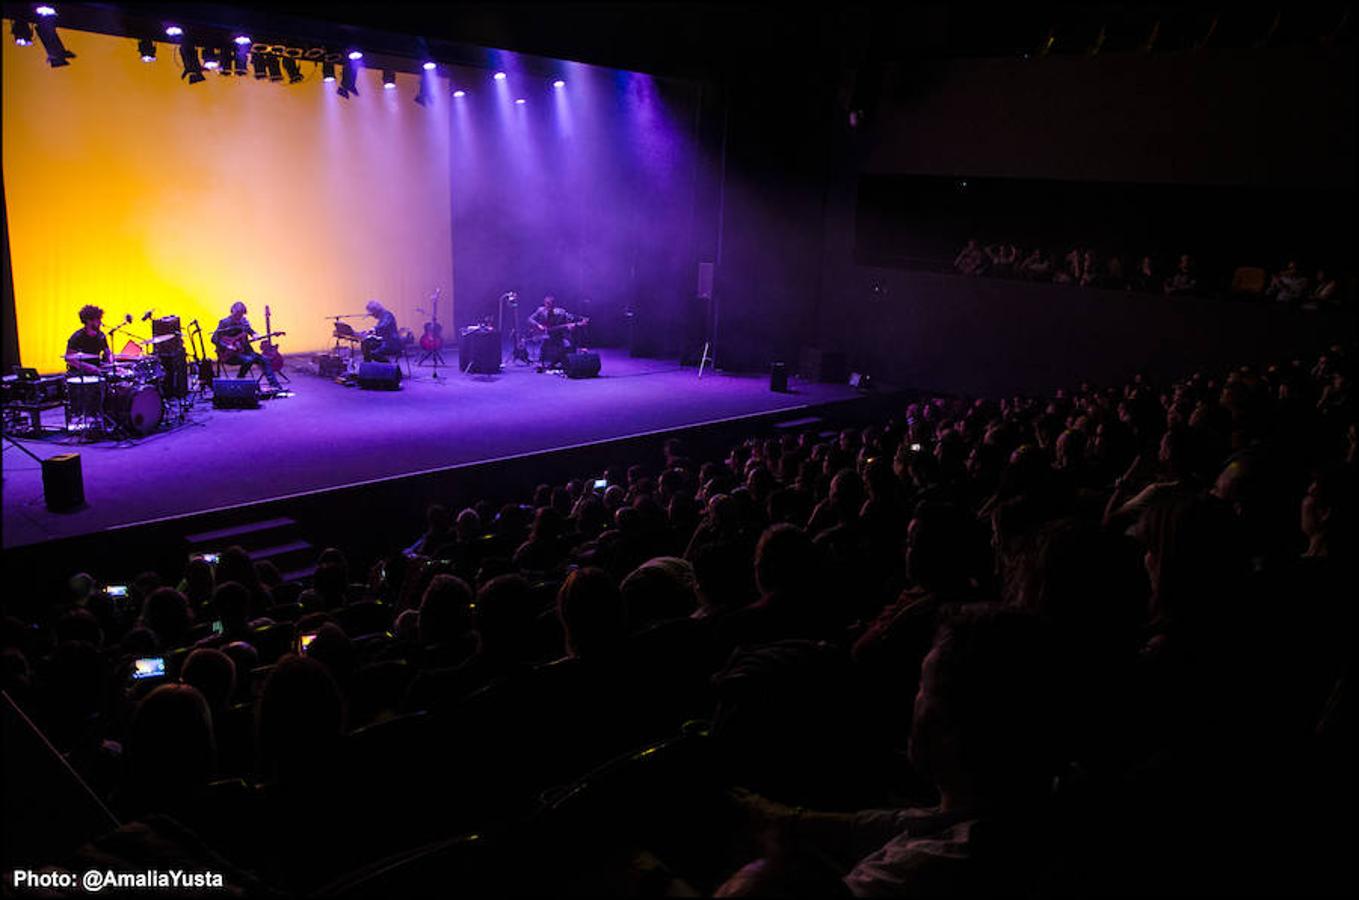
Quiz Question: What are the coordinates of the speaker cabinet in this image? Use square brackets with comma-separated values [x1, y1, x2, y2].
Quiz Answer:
[459, 329, 501, 374]
[357, 362, 403, 390]
[770, 362, 789, 393]
[212, 378, 260, 409]
[41, 453, 85, 511]
[564, 351, 602, 379]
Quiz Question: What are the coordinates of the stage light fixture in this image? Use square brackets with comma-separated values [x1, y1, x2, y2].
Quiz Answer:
[202, 47, 220, 70]
[233, 34, 250, 46]
[382, 69, 396, 89]
[251, 51, 267, 79]
[34, 14, 74, 66]
[553, 79, 566, 88]
[282, 57, 303, 83]
[35, 5, 56, 16]
[266, 54, 283, 82]
[452, 89, 466, 98]
[422, 61, 436, 71]
[337, 59, 358, 97]
[515, 97, 526, 105]
[11, 20, 33, 45]
[179, 44, 205, 83]
[322, 62, 336, 82]
[347, 49, 362, 61]
[232, 44, 249, 75]
[164, 25, 182, 38]
[493, 71, 506, 80]
[138, 38, 155, 61]
[218, 50, 235, 75]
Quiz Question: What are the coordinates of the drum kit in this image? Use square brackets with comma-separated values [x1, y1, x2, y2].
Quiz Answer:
[64, 315, 199, 439]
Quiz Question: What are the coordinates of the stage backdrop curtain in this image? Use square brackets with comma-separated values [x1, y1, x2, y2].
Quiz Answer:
[2, 28, 453, 369]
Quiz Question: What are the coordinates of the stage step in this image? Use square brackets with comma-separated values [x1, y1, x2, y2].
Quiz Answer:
[248, 539, 315, 566]
[184, 517, 298, 547]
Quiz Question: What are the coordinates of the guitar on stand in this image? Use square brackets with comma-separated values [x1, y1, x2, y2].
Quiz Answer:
[416, 288, 446, 379]
[261, 305, 289, 384]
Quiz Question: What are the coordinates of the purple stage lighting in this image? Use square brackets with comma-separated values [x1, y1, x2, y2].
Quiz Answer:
[347, 50, 363, 61]
[322, 62, 336, 83]
[383, 69, 396, 89]
[202, 48, 220, 70]
[422, 61, 436, 71]
[164, 25, 182, 38]
[452, 89, 466, 98]
[138, 37, 156, 61]
[11, 20, 34, 45]
[233, 35, 251, 45]
[493, 71, 507, 81]
[553, 79, 566, 88]
[515, 98, 526, 105]
[35, 6, 56, 16]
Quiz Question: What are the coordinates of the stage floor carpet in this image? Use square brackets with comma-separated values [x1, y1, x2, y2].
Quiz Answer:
[3, 351, 861, 549]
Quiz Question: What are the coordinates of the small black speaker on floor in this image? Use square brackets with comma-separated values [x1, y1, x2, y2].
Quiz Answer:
[459, 329, 501, 374]
[770, 362, 789, 392]
[358, 361, 403, 390]
[212, 378, 260, 409]
[317, 355, 347, 378]
[564, 351, 602, 379]
[41, 453, 85, 511]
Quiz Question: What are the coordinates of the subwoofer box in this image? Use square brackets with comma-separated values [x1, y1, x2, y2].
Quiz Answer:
[357, 362, 403, 390]
[564, 351, 602, 379]
[212, 378, 261, 409]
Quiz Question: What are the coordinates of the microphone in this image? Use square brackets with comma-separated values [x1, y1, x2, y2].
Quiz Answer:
[142, 310, 154, 322]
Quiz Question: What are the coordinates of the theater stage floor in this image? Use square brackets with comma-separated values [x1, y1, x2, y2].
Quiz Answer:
[2, 351, 862, 549]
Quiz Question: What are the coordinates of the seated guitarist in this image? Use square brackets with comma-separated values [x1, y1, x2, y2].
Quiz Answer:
[528, 294, 587, 369]
[362, 299, 403, 363]
[213, 301, 283, 392]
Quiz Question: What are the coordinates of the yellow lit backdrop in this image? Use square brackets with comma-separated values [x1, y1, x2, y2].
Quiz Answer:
[3, 27, 453, 370]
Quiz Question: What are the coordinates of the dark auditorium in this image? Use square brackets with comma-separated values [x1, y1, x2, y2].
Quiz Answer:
[1, 3, 1353, 896]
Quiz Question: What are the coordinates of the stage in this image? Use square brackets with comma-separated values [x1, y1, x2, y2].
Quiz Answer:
[2, 351, 866, 550]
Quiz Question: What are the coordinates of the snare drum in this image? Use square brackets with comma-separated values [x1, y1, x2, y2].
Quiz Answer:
[65, 375, 106, 418]
[107, 383, 164, 435]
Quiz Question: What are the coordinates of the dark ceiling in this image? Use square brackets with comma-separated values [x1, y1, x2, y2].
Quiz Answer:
[3, 2, 1352, 83]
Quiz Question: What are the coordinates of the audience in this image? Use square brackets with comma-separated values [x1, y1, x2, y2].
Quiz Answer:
[2, 340, 1353, 896]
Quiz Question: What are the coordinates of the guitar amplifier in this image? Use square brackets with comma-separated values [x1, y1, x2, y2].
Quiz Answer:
[459, 329, 500, 374]
[317, 355, 347, 378]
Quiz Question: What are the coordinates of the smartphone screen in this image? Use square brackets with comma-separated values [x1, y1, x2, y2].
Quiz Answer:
[106, 585, 129, 598]
[212, 620, 224, 636]
[193, 553, 220, 565]
[592, 478, 608, 491]
[132, 657, 166, 680]
[297, 632, 318, 654]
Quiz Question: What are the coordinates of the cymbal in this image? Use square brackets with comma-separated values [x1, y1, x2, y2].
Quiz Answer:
[65, 352, 102, 360]
[147, 333, 181, 344]
[112, 354, 142, 362]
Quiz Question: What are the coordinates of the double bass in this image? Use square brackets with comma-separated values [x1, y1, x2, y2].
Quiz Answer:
[420, 289, 443, 352]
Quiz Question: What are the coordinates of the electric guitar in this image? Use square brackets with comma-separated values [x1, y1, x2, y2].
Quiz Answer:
[535, 317, 590, 335]
[420, 288, 444, 352]
[217, 328, 286, 356]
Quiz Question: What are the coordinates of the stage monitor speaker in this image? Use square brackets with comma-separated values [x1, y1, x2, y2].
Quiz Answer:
[212, 378, 260, 409]
[459, 329, 501, 374]
[41, 453, 85, 511]
[357, 361, 402, 390]
[697, 261, 715, 300]
[799, 347, 848, 384]
[770, 362, 789, 393]
[564, 351, 602, 379]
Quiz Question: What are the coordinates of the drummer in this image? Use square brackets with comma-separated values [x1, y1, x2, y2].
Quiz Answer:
[64, 305, 110, 375]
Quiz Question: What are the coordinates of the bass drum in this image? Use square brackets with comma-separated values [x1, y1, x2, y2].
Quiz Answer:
[107, 383, 164, 435]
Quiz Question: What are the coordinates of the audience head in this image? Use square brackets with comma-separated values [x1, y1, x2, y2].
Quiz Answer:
[620, 557, 699, 628]
[257, 654, 345, 783]
[419, 574, 474, 645]
[180, 648, 237, 714]
[557, 567, 627, 659]
[126, 684, 216, 810]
